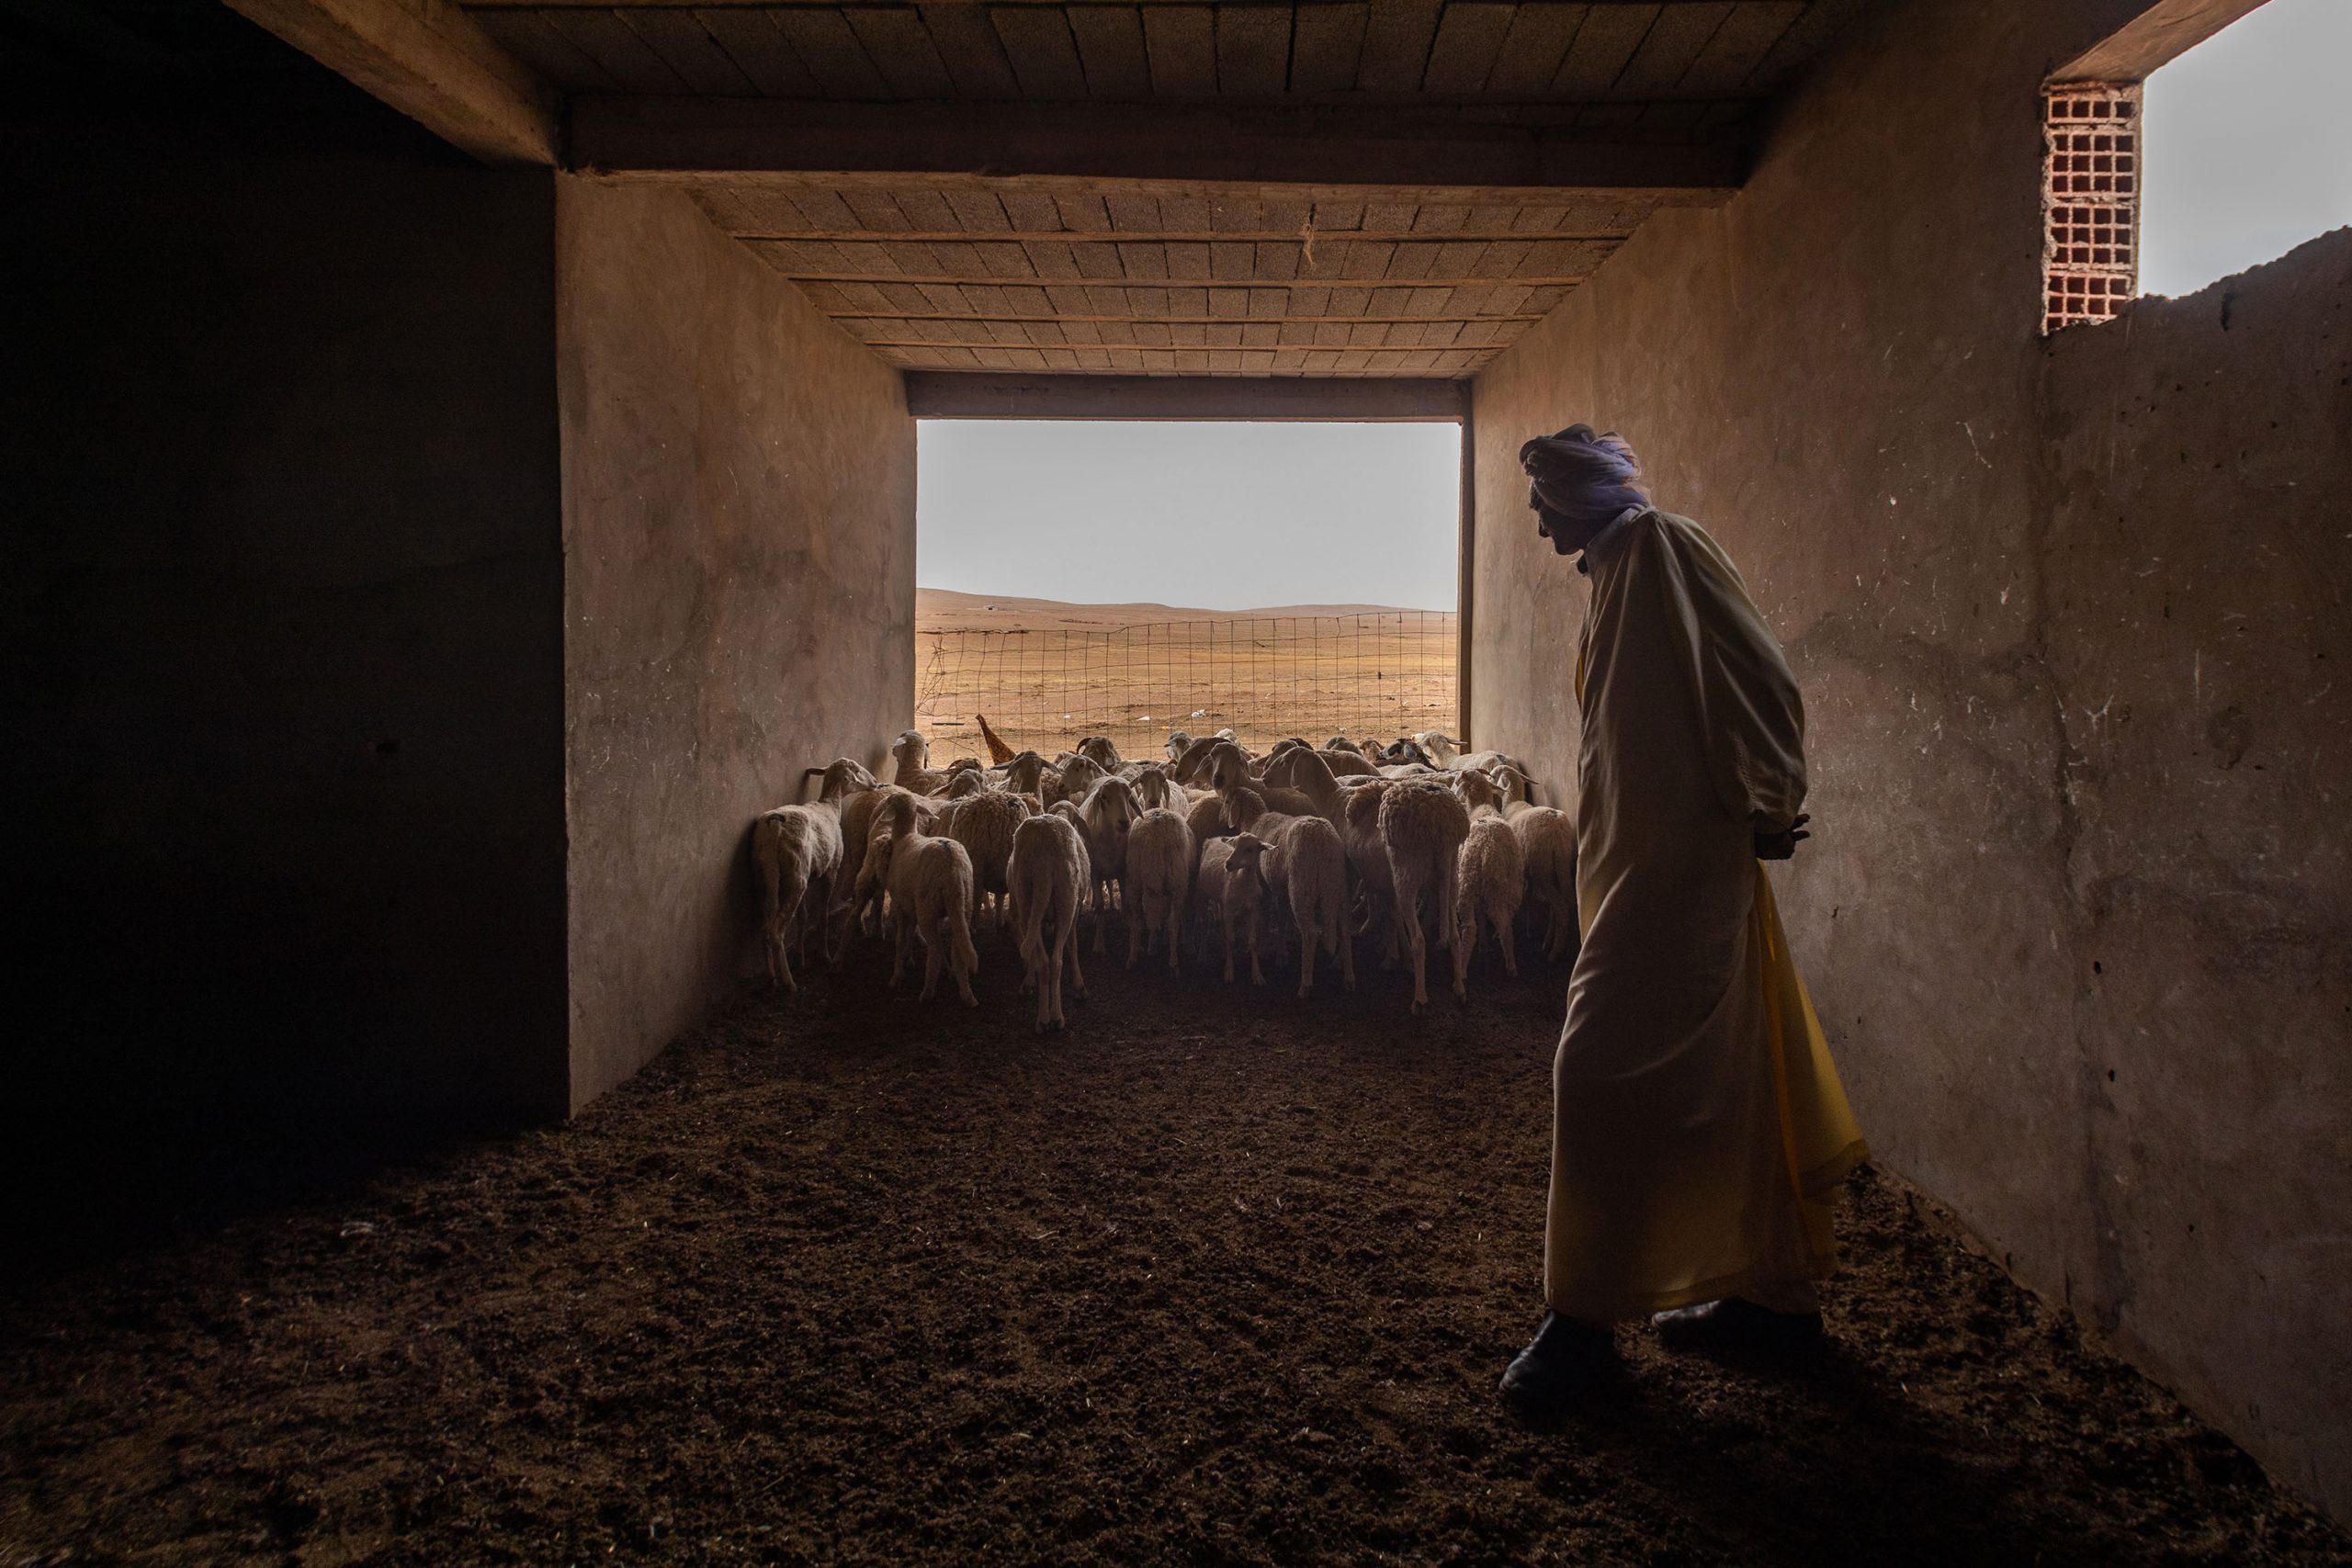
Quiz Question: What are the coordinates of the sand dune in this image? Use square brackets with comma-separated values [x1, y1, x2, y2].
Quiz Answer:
[916, 585, 1452, 632]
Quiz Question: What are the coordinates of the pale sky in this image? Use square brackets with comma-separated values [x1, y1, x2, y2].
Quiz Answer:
[2140, 0, 2352, 299]
[917, 419, 1462, 611]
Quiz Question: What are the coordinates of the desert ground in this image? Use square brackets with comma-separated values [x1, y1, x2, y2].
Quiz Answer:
[915, 588, 1459, 757]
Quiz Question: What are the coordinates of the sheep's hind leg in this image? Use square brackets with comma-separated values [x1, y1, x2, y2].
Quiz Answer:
[1295, 911, 1317, 999]
[889, 914, 912, 988]
[947, 931, 978, 1007]
[919, 924, 944, 1002]
[1064, 908, 1088, 998]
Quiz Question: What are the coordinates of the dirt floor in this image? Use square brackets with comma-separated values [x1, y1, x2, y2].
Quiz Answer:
[4, 926, 2347, 1566]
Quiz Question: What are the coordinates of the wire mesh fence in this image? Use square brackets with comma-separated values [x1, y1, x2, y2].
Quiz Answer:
[915, 612, 1459, 758]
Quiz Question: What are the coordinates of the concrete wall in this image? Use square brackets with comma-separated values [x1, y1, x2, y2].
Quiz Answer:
[556, 178, 916, 1110]
[1468, 0, 2350, 1519]
[6, 63, 568, 1129]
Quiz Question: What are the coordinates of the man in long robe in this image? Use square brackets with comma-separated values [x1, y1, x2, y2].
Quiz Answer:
[1498, 425, 1870, 1418]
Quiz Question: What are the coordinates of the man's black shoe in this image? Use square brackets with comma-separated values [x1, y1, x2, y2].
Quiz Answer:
[1498, 1311, 1619, 1422]
[1651, 1296, 1826, 1355]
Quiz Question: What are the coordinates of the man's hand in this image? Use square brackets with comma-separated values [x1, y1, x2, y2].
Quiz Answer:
[1755, 813, 1811, 861]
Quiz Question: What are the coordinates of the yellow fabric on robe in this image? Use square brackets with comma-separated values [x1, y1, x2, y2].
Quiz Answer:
[1546, 507, 1868, 1322]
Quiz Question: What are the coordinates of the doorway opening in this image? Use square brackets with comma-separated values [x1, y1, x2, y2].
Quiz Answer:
[914, 419, 1464, 758]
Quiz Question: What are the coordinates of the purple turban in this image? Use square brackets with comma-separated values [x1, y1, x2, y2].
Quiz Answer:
[1520, 424, 1650, 536]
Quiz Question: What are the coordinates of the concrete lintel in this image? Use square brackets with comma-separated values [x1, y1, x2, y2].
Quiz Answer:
[570, 98, 1749, 193]
[903, 373, 1469, 423]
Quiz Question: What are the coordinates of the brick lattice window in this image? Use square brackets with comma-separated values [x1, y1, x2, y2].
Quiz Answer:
[2042, 84, 2143, 333]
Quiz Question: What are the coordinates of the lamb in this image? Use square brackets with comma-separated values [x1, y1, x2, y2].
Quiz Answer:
[1000, 750, 1052, 799]
[933, 786, 1033, 925]
[1509, 805, 1580, 963]
[842, 784, 941, 944]
[1210, 747, 1354, 998]
[1264, 743, 1394, 904]
[1052, 753, 1108, 807]
[1131, 763, 1188, 814]
[1378, 776, 1471, 1011]
[748, 757, 868, 990]
[1163, 729, 1193, 761]
[871, 792, 980, 1005]
[1193, 831, 1272, 984]
[1449, 772, 1525, 996]
[1071, 775, 1143, 952]
[941, 766, 992, 800]
[888, 728, 929, 784]
[1417, 728, 1530, 777]
[1203, 739, 1320, 820]
[1077, 735, 1123, 770]
[1123, 807, 1195, 973]
[837, 784, 931, 947]
[1184, 789, 1231, 850]
[1005, 812, 1089, 1032]
[1168, 733, 1224, 787]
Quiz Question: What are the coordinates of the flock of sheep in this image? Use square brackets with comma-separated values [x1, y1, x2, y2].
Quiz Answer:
[751, 725, 1577, 1032]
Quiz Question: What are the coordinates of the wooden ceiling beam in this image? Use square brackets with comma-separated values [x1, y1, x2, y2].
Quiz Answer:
[572, 98, 1748, 191]
[2052, 0, 2268, 81]
[902, 372, 1471, 421]
[228, 0, 560, 164]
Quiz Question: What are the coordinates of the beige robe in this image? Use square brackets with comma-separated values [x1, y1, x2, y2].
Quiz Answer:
[1545, 507, 1868, 1322]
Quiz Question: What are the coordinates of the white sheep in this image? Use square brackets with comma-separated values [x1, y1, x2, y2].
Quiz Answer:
[1006, 812, 1089, 1032]
[933, 787, 1033, 925]
[748, 757, 872, 990]
[1123, 807, 1195, 974]
[1263, 744, 1401, 966]
[1070, 774, 1143, 953]
[888, 728, 929, 784]
[842, 786, 937, 947]
[1449, 771, 1525, 996]
[1052, 753, 1108, 808]
[1210, 746, 1353, 998]
[872, 793, 980, 1005]
[1378, 776, 1471, 1011]
[1194, 831, 1272, 985]
[1131, 763, 1188, 814]
[1508, 805, 1580, 963]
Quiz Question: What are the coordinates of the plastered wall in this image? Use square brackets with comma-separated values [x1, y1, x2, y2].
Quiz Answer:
[1468, 0, 2350, 1519]
[556, 178, 917, 1111]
